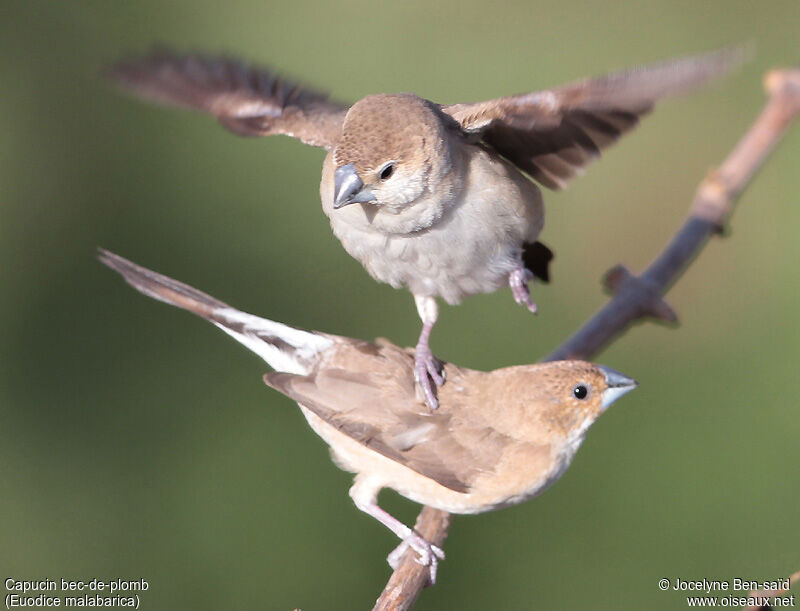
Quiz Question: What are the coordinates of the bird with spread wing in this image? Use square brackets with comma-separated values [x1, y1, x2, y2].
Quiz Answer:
[105, 47, 740, 408]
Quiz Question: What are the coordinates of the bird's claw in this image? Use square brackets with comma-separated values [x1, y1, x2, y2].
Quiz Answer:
[414, 346, 445, 410]
[386, 534, 445, 585]
[509, 267, 538, 314]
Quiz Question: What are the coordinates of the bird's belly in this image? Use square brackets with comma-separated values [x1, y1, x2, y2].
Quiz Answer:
[331, 217, 528, 305]
[301, 406, 566, 516]
[397, 446, 572, 515]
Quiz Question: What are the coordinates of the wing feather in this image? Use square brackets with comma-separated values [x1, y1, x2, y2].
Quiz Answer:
[264, 367, 511, 494]
[105, 50, 347, 149]
[444, 47, 745, 189]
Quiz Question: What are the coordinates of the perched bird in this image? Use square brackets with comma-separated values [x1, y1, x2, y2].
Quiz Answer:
[104, 48, 734, 407]
[99, 250, 637, 583]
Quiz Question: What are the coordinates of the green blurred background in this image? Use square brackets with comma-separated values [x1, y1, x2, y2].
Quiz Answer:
[2, 1, 799, 609]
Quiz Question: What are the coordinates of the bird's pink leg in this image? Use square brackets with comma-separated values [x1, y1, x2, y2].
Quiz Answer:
[509, 265, 538, 314]
[350, 477, 445, 584]
[413, 295, 445, 410]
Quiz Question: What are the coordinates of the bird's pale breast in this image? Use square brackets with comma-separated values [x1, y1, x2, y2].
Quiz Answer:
[321, 146, 544, 304]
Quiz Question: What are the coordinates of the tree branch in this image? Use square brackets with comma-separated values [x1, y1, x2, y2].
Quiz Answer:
[373, 65, 800, 611]
[373, 508, 452, 611]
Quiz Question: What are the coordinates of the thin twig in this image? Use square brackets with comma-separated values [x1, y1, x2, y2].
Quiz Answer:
[549, 66, 800, 361]
[373, 66, 800, 611]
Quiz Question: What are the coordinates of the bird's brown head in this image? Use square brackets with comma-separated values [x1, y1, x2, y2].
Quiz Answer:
[332, 94, 456, 211]
[493, 361, 637, 442]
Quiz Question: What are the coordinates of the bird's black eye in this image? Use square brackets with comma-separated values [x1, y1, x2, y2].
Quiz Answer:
[379, 162, 395, 180]
[572, 384, 589, 400]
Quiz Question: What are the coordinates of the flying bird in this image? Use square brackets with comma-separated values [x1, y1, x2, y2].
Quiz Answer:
[105, 48, 738, 408]
[99, 249, 637, 583]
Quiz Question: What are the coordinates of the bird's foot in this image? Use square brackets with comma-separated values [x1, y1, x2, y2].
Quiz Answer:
[386, 533, 445, 585]
[414, 344, 445, 410]
[509, 267, 538, 314]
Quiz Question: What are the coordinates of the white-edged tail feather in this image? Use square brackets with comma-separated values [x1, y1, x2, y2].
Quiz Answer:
[98, 249, 333, 374]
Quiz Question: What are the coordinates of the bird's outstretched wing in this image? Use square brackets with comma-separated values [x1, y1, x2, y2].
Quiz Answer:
[443, 47, 745, 189]
[104, 50, 348, 149]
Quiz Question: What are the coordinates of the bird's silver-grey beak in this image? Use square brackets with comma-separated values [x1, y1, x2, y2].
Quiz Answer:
[598, 365, 638, 410]
[333, 163, 376, 209]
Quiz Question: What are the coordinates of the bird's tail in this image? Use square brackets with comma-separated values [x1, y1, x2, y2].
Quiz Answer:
[98, 249, 333, 375]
